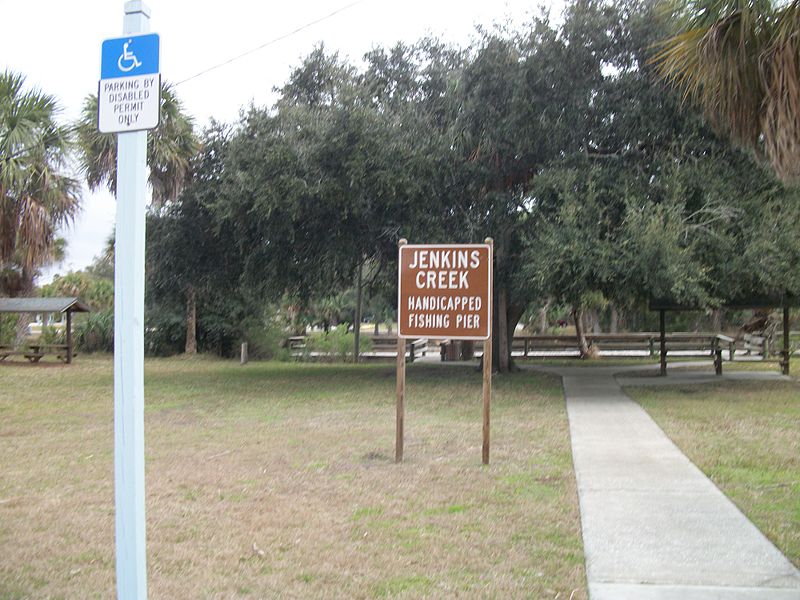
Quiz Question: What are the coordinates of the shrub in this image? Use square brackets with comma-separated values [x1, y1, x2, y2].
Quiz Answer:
[40, 324, 65, 345]
[75, 309, 114, 353]
[195, 309, 240, 357]
[0, 314, 15, 345]
[241, 316, 286, 360]
[305, 326, 373, 361]
[145, 309, 185, 356]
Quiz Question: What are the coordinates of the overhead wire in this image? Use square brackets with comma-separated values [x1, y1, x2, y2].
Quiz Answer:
[173, 0, 368, 87]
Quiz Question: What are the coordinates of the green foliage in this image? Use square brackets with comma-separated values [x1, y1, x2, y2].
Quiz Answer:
[39, 324, 64, 345]
[40, 271, 114, 310]
[75, 309, 113, 353]
[305, 326, 373, 361]
[145, 124, 263, 358]
[741, 188, 800, 299]
[240, 315, 288, 361]
[145, 308, 185, 357]
[522, 165, 620, 309]
[216, 41, 456, 306]
[0, 314, 15, 344]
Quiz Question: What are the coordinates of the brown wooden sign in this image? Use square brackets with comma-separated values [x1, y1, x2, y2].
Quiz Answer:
[394, 239, 494, 465]
[397, 243, 492, 340]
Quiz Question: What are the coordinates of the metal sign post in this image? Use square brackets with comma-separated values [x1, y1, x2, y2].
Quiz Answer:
[101, 2, 159, 598]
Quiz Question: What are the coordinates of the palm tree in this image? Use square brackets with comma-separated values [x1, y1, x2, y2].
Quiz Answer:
[652, 0, 800, 183]
[0, 70, 80, 298]
[76, 81, 201, 351]
[76, 81, 199, 206]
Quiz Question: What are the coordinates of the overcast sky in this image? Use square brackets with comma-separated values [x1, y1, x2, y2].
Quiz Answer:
[1, 0, 562, 282]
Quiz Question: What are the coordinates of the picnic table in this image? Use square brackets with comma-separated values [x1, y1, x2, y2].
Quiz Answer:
[24, 343, 71, 363]
[0, 343, 73, 363]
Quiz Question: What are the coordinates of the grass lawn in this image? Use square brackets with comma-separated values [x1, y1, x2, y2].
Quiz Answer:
[627, 378, 800, 567]
[0, 356, 586, 599]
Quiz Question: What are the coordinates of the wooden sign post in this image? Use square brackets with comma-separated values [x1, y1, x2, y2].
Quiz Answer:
[482, 291, 492, 465]
[396, 238, 493, 464]
[396, 239, 407, 463]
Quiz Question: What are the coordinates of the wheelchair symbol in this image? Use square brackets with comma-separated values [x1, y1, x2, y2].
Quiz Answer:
[118, 39, 142, 72]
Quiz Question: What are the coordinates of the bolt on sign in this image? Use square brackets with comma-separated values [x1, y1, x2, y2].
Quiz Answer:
[398, 244, 492, 339]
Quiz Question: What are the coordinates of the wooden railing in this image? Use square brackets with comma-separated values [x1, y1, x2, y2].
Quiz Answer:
[510, 333, 729, 358]
[286, 334, 428, 362]
[429, 333, 755, 361]
[286, 331, 782, 364]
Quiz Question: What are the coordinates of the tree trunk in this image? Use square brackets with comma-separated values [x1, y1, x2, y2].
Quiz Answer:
[538, 299, 550, 334]
[573, 307, 590, 358]
[374, 322, 379, 335]
[589, 308, 601, 334]
[387, 321, 392, 334]
[13, 271, 34, 348]
[487, 229, 528, 373]
[491, 232, 510, 373]
[15, 313, 31, 348]
[507, 302, 525, 368]
[353, 260, 364, 363]
[610, 304, 619, 334]
[185, 285, 197, 354]
[490, 285, 526, 373]
[496, 286, 510, 373]
[711, 308, 722, 332]
[289, 305, 305, 336]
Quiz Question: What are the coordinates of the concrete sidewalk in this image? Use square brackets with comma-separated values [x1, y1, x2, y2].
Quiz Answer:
[554, 366, 800, 599]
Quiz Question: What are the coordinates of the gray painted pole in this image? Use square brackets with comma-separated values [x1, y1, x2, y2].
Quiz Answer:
[113, 2, 150, 598]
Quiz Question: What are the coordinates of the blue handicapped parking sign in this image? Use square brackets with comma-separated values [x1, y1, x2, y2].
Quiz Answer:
[101, 33, 159, 79]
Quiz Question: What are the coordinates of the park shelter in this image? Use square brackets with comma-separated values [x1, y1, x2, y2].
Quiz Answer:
[0, 297, 91, 364]
[650, 294, 796, 376]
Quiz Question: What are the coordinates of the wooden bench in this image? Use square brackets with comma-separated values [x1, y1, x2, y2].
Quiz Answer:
[0, 345, 23, 361]
[0, 343, 75, 363]
[25, 344, 71, 363]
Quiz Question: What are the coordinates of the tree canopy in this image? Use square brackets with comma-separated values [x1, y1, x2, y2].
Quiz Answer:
[40, 0, 798, 365]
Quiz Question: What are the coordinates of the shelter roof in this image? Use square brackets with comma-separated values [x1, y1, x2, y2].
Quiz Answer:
[0, 297, 91, 314]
